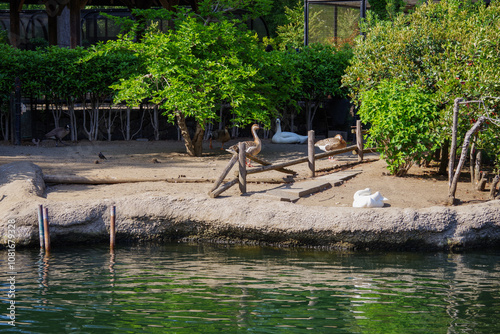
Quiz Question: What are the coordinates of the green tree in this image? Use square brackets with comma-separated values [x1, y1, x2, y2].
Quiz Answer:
[359, 79, 440, 176]
[273, 2, 325, 50]
[368, 0, 406, 21]
[343, 0, 500, 174]
[292, 43, 353, 130]
[105, 4, 278, 156]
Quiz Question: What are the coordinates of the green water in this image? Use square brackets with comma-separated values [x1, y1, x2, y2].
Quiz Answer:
[1, 244, 499, 333]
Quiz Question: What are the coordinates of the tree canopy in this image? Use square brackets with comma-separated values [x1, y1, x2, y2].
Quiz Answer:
[343, 0, 500, 175]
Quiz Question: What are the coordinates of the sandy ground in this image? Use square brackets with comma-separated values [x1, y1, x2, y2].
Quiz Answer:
[0, 137, 493, 209]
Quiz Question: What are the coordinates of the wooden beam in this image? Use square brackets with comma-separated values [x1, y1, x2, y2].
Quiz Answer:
[69, 0, 81, 48]
[9, 0, 21, 48]
[246, 145, 359, 175]
[48, 14, 58, 46]
[246, 155, 296, 175]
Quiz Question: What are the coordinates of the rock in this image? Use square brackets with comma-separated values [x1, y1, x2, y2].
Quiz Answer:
[1, 162, 500, 251]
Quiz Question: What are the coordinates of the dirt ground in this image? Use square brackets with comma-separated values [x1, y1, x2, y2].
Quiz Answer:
[0, 137, 493, 208]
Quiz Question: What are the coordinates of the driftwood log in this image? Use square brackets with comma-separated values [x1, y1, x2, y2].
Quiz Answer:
[44, 174, 290, 185]
[448, 115, 486, 202]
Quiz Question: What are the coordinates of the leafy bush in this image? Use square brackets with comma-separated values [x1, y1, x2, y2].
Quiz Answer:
[343, 0, 500, 173]
[0, 29, 7, 45]
[359, 80, 440, 176]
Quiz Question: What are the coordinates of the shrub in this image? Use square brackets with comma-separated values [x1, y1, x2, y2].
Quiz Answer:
[359, 79, 440, 176]
[343, 0, 500, 172]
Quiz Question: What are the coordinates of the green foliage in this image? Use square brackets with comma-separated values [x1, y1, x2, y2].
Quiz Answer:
[343, 0, 500, 173]
[0, 45, 21, 103]
[106, 15, 273, 128]
[368, 0, 406, 21]
[275, 2, 305, 50]
[291, 43, 353, 129]
[294, 43, 352, 101]
[359, 80, 441, 176]
[273, 2, 328, 50]
[0, 29, 8, 45]
[197, 0, 273, 21]
[263, 0, 301, 38]
[28, 37, 49, 50]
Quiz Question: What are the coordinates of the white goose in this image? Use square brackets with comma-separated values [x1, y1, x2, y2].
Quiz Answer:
[226, 124, 262, 167]
[352, 188, 389, 208]
[271, 118, 308, 144]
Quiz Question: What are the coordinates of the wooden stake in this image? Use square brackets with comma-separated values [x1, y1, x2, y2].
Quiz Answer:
[110, 206, 116, 249]
[308, 130, 315, 178]
[238, 142, 247, 194]
[43, 207, 50, 252]
[490, 175, 499, 199]
[37, 205, 44, 249]
[209, 154, 238, 195]
[448, 116, 486, 202]
[449, 98, 463, 186]
[210, 178, 239, 198]
[356, 120, 363, 162]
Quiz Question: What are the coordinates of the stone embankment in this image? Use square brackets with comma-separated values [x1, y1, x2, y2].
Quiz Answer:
[1, 162, 500, 251]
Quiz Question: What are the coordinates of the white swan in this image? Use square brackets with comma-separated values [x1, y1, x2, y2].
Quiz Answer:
[271, 118, 308, 144]
[353, 188, 389, 208]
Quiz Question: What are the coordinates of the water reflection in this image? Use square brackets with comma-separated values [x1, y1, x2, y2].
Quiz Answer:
[0, 244, 499, 333]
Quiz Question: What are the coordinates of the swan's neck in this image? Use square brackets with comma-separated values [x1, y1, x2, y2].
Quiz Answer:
[276, 121, 282, 134]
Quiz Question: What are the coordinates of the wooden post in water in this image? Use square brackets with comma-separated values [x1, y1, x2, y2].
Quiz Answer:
[37, 205, 45, 249]
[356, 120, 364, 162]
[43, 207, 50, 252]
[238, 142, 247, 194]
[110, 206, 116, 249]
[308, 130, 315, 177]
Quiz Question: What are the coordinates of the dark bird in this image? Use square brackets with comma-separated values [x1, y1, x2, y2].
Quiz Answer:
[226, 124, 262, 167]
[45, 124, 70, 147]
[98, 152, 107, 160]
[209, 127, 231, 150]
[315, 134, 347, 160]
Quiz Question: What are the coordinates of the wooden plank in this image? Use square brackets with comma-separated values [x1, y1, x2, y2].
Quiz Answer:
[276, 180, 333, 197]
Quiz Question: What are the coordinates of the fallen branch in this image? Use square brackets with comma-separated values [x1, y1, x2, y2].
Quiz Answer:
[44, 174, 292, 185]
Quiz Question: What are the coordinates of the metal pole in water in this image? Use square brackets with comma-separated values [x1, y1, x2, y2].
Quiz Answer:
[37, 205, 44, 249]
[43, 207, 50, 252]
[110, 206, 116, 249]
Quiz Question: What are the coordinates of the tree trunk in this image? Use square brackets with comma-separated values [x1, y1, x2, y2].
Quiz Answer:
[192, 122, 205, 157]
[438, 139, 449, 175]
[176, 112, 196, 156]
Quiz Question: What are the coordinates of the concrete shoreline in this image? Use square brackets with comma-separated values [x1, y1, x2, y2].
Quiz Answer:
[1, 162, 500, 251]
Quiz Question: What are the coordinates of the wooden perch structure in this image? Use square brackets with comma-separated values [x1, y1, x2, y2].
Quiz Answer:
[245, 145, 357, 175]
[208, 122, 374, 198]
